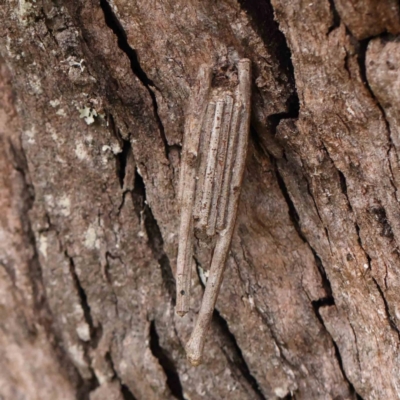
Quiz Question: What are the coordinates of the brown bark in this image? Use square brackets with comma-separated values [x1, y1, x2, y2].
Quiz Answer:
[0, 0, 399, 399]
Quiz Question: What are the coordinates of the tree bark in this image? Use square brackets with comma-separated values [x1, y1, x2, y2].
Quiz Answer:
[1, 1, 399, 399]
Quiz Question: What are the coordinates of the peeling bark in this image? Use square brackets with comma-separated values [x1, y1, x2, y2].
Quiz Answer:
[1, 0, 400, 399]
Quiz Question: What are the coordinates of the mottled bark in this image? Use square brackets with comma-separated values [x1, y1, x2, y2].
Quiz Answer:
[0, 0, 399, 399]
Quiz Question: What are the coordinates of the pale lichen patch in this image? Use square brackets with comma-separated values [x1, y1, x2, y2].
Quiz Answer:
[76, 321, 91, 342]
[49, 99, 61, 108]
[27, 74, 43, 95]
[79, 106, 98, 125]
[38, 234, 48, 258]
[67, 343, 91, 379]
[84, 224, 100, 250]
[56, 108, 67, 117]
[75, 142, 89, 160]
[58, 195, 71, 217]
[23, 127, 36, 144]
[46, 123, 65, 146]
[18, 0, 34, 25]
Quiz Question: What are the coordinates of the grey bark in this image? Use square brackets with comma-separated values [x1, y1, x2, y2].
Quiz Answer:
[0, 0, 399, 399]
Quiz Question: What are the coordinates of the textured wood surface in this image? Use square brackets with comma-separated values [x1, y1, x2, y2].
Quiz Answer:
[0, 0, 399, 399]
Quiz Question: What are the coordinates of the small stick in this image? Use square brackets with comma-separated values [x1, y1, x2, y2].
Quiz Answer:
[176, 66, 212, 317]
[178, 66, 212, 204]
[216, 101, 241, 231]
[186, 59, 251, 365]
[193, 102, 216, 220]
[207, 95, 233, 236]
[198, 100, 225, 229]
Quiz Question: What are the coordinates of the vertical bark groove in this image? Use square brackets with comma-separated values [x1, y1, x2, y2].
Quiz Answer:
[149, 321, 185, 400]
[99, 0, 169, 155]
[133, 169, 177, 303]
[106, 352, 139, 400]
[212, 310, 267, 400]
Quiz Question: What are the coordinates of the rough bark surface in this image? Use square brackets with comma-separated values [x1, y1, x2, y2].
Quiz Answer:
[0, 0, 399, 399]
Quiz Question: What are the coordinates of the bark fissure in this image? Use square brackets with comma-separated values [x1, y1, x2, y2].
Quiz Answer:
[231, 245, 300, 396]
[353, 34, 400, 203]
[272, 156, 335, 299]
[105, 352, 139, 400]
[117, 190, 131, 215]
[33, 241, 100, 397]
[239, 0, 296, 88]
[331, 327, 364, 400]
[64, 251, 101, 394]
[66, 251, 98, 341]
[327, 0, 341, 35]
[149, 321, 185, 400]
[104, 251, 121, 318]
[261, 146, 365, 397]
[11, 142, 97, 397]
[273, 162, 308, 244]
[312, 303, 364, 400]
[213, 309, 267, 400]
[116, 139, 131, 189]
[328, 0, 399, 200]
[353, 219, 400, 340]
[133, 168, 176, 303]
[371, 277, 400, 340]
[268, 93, 300, 133]
[255, 308, 299, 372]
[194, 260, 266, 399]
[99, 0, 169, 155]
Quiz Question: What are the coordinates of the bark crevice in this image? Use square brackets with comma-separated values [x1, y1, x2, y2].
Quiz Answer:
[327, 0, 341, 35]
[239, 0, 296, 88]
[331, 326, 364, 400]
[133, 168, 176, 303]
[149, 321, 185, 400]
[259, 142, 366, 398]
[353, 217, 400, 337]
[12, 139, 96, 397]
[106, 352, 139, 400]
[325, 1, 399, 201]
[272, 151, 335, 300]
[312, 302, 364, 400]
[371, 277, 400, 340]
[194, 261, 266, 399]
[99, 0, 169, 155]
[66, 251, 100, 344]
[212, 309, 267, 400]
[116, 138, 131, 189]
[63, 250, 101, 394]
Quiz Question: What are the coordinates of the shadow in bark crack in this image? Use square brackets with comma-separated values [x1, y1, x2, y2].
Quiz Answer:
[267, 92, 300, 134]
[100, 0, 169, 155]
[149, 321, 184, 400]
[66, 251, 103, 348]
[192, 262, 265, 398]
[99, 0, 153, 86]
[116, 139, 131, 189]
[106, 352, 138, 400]
[327, 0, 341, 34]
[212, 309, 266, 400]
[132, 169, 177, 303]
[238, 0, 295, 82]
